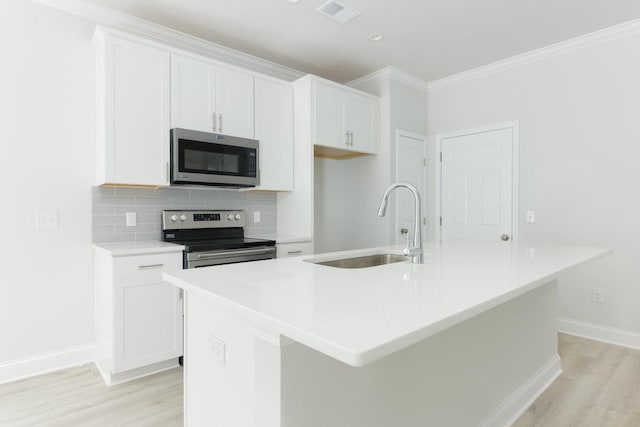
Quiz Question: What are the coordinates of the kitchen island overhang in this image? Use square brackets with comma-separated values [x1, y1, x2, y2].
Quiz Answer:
[164, 241, 611, 427]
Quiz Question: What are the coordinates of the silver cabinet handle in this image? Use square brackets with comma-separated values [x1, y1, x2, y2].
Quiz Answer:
[138, 264, 164, 269]
[501, 234, 510, 241]
[213, 112, 217, 132]
[345, 131, 350, 146]
[349, 131, 353, 146]
[218, 113, 222, 133]
[287, 250, 303, 255]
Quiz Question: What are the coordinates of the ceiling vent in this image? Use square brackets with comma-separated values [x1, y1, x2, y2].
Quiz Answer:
[316, 0, 361, 24]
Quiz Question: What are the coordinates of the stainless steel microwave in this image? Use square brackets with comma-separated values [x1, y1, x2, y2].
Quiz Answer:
[170, 128, 259, 188]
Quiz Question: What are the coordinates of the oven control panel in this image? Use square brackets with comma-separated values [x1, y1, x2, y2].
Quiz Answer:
[162, 210, 246, 230]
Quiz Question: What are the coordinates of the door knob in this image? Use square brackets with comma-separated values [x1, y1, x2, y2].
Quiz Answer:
[501, 234, 510, 241]
[400, 228, 408, 234]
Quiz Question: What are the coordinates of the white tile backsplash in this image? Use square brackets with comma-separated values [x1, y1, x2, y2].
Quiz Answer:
[92, 186, 277, 243]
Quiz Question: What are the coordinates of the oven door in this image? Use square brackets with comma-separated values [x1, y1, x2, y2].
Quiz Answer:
[186, 246, 276, 269]
[171, 128, 259, 187]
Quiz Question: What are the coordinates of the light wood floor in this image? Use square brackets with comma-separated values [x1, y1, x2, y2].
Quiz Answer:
[514, 333, 640, 427]
[0, 364, 182, 426]
[1, 334, 639, 426]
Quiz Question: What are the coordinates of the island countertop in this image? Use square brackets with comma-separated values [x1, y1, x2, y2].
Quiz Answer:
[162, 240, 611, 367]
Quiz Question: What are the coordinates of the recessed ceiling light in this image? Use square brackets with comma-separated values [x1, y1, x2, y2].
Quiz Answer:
[369, 33, 384, 42]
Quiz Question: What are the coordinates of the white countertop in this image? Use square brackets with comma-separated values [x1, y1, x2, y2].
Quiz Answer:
[246, 233, 312, 244]
[93, 241, 185, 257]
[163, 241, 611, 367]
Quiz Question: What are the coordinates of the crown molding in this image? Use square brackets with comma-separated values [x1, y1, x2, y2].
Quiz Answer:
[34, 0, 305, 82]
[348, 66, 428, 92]
[428, 18, 640, 93]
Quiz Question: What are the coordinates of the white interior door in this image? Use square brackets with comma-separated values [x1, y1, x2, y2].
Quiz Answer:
[395, 131, 426, 245]
[440, 126, 515, 242]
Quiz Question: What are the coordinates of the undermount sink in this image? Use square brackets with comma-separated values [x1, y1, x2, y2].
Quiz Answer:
[307, 253, 410, 269]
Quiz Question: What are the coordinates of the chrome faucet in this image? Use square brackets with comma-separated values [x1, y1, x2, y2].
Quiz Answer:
[377, 182, 423, 264]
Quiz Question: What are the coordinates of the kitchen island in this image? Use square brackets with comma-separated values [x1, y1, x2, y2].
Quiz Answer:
[163, 241, 611, 427]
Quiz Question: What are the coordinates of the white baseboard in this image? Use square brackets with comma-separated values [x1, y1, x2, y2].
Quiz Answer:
[0, 344, 96, 385]
[558, 317, 640, 351]
[480, 354, 562, 427]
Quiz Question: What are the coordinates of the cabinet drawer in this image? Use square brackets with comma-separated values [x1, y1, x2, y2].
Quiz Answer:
[277, 242, 313, 258]
[113, 253, 182, 281]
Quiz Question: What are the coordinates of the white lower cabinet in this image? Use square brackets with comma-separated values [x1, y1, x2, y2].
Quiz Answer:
[94, 248, 183, 385]
[276, 241, 313, 258]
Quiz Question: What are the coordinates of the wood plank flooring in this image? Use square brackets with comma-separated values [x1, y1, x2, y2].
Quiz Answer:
[514, 333, 640, 427]
[0, 364, 182, 426]
[0, 334, 638, 426]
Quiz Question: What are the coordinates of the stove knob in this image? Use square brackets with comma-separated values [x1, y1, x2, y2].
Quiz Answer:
[170, 214, 178, 222]
[234, 214, 241, 220]
[180, 214, 187, 222]
[227, 214, 234, 221]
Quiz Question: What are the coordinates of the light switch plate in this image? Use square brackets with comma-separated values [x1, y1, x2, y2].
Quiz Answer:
[208, 334, 226, 366]
[35, 211, 58, 229]
[126, 212, 137, 227]
[526, 210, 535, 223]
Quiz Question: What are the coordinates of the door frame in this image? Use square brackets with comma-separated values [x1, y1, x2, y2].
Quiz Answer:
[395, 130, 427, 244]
[434, 121, 520, 243]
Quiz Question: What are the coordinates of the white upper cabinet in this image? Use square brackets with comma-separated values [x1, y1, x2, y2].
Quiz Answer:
[254, 77, 293, 191]
[170, 55, 216, 133]
[312, 77, 380, 157]
[171, 54, 254, 139]
[95, 28, 171, 186]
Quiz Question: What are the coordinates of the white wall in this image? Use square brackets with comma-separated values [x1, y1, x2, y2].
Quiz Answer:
[427, 30, 640, 340]
[314, 74, 428, 254]
[0, 1, 96, 375]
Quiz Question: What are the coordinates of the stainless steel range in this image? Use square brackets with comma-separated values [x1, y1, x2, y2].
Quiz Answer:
[161, 210, 276, 269]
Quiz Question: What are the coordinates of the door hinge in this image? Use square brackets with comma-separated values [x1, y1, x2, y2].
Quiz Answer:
[423, 158, 427, 166]
[440, 216, 442, 226]
[440, 152, 443, 162]
[423, 217, 426, 225]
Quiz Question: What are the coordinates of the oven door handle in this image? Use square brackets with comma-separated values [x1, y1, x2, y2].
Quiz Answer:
[196, 247, 275, 259]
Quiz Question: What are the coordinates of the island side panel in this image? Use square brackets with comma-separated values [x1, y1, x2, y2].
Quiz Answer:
[184, 292, 258, 427]
[280, 281, 560, 427]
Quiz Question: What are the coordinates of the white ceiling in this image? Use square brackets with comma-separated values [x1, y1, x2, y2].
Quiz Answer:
[84, 0, 640, 83]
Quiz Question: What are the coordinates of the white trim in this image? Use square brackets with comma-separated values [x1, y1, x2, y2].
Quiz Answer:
[480, 354, 561, 427]
[348, 66, 429, 92]
[434, 121, 520, 243]
[34, 0, 305, 81]
[558, 317, 640, 351]
[428, 18, 640, 92]
[0, 344, 96, 385]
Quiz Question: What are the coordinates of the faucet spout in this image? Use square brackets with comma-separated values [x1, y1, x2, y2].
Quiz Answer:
[377, 182, 423, 264]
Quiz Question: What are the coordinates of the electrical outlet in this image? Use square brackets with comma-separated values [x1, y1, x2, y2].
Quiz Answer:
[35, 210, 58, 229]
[126, 212, 137, 227]
[253, 211, 261, 223]
[591, 288, 604, 304]
[208, 334, 225, 366]
[526, 210, 536, 223]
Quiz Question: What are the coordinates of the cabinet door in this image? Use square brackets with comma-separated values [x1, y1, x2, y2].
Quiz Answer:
[216, 67, 254, 138]
[99, 35, 170, 186]
[314, 83, 347, 149]
[254, 78, 293, 191]
[344, 94, 378, 154]
[113, 254, 183, 373]
[171, 54, 216, 132]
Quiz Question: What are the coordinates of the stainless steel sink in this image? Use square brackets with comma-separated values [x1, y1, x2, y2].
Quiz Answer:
[307, 253, 410, 269]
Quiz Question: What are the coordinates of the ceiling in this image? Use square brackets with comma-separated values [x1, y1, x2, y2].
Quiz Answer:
[83, 0, 640, 83]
